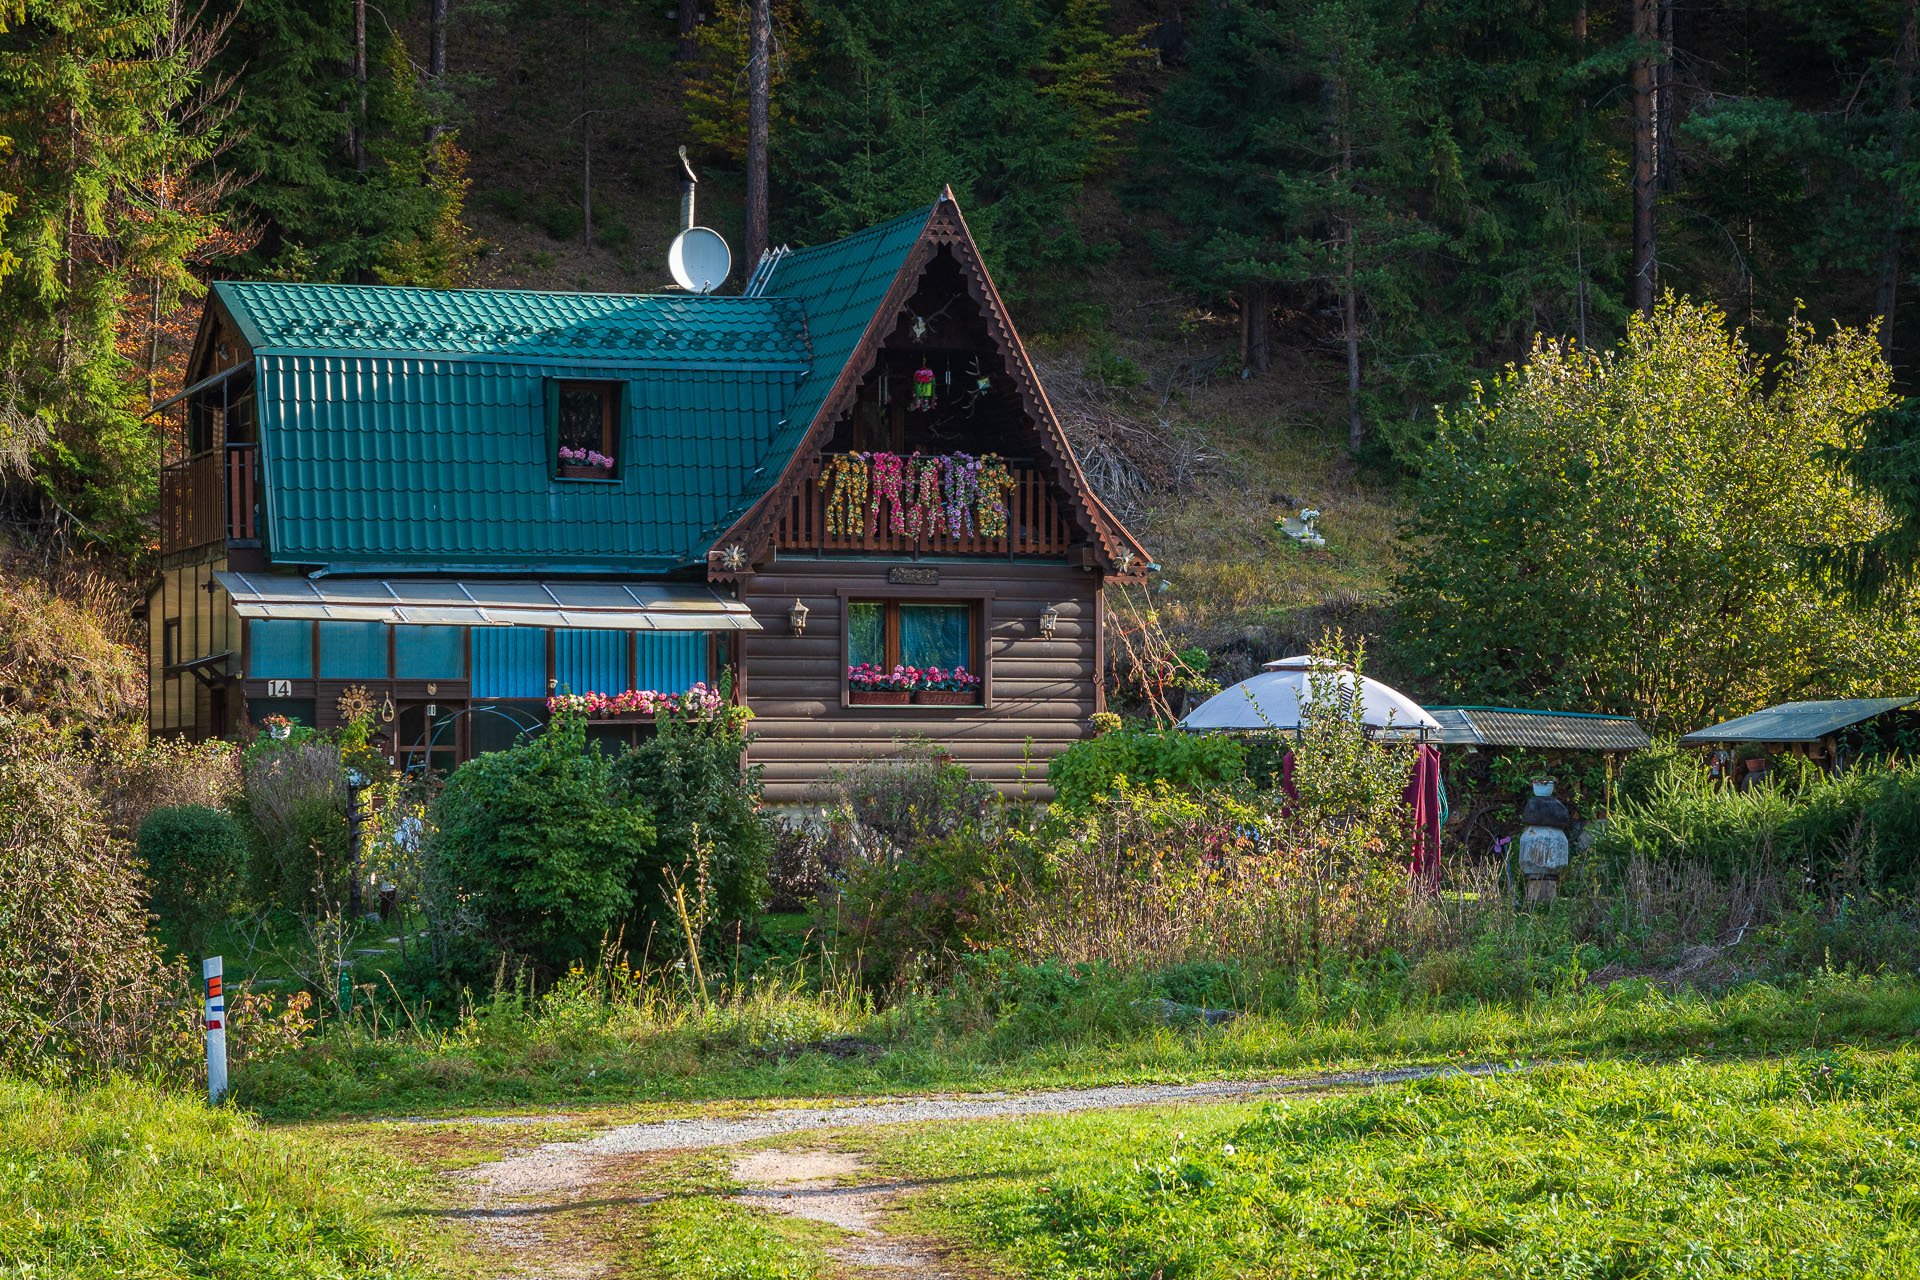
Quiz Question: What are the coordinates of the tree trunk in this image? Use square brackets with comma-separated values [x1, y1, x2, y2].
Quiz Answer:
[1630, 0, 1657, 315]
[1656, 0, 1676, 193]
[1878, 0, 1918, 361]
[353, 0, 368, 173]
[676, 0, 699, 62]
[1344, 223, 1363, 452]
[744, 0, 771, 268]
[1242, 281, 1270, 373]
[582, 113, 593, 247]
[428, 0, 447, 146]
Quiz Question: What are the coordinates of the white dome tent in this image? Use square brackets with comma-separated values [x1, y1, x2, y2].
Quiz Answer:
[1178, 656, 1440, 739]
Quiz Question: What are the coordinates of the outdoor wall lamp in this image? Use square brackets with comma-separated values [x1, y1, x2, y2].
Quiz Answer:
[1038, 604, 1059, 639]
[789, 598, 809, 635]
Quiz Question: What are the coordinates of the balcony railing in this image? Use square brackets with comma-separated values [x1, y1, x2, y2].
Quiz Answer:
[774, 454, 1071, 557]
[160, 443, 256, 553]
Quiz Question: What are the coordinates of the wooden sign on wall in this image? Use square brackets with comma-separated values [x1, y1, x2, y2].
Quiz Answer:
[887, 566, 939, 586]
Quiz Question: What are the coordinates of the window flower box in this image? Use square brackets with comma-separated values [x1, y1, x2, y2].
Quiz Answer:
[913, 666, 981, 705]
[850, 689, 911, 705]
[557, 445, 615, 480]
[847, 662, 917, 704]
[913, 689, 978, 706]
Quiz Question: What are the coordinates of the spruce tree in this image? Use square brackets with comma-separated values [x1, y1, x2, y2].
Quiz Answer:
[0, 0, 234, 547]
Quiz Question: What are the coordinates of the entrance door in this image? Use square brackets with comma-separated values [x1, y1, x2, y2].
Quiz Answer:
[394, 702, 462, 777]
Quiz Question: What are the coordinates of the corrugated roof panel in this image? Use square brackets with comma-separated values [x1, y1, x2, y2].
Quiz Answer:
[1429, 706, 1653, 751]
[1680, 698, 1919, 744]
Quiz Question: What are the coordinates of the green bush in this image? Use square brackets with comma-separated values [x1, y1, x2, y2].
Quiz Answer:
[612, 709, 771, 936]
[236, 732, 350, 911]
[1594, 760, 1920, 891]
[431, 710, 653, 973]
[137, 804, 245, 946]
[832, 829, 1013, 986]
[1047, 727, 1245, 809]
[0, 718, 187, 1079]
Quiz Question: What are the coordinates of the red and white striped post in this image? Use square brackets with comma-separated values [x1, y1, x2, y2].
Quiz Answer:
[203, 956, 228, 1104]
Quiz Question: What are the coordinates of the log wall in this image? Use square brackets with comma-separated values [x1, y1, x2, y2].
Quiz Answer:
[741, 558, 1103, 802]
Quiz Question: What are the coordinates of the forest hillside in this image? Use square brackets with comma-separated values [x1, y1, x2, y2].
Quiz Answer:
[4, 0, 1919, 709]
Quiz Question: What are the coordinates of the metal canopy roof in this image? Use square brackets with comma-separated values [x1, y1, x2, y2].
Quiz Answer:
[1429, 706, 1652, 751]
[1680, 697, 1918, 745]
[213, 571, 761, 631]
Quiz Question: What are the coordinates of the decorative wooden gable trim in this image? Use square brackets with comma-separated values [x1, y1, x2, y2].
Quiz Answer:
[709, 188, 1151, 581]
[922, 194, 1151, 578]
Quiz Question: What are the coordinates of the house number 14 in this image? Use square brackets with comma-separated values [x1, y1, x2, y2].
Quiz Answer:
[267, 679, 291, 697]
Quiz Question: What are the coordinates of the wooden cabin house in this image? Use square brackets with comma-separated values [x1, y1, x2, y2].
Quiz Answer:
[149, 191, 1150, 800]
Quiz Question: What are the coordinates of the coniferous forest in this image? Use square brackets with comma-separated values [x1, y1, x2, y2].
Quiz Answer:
[6, 0, 1920, 699]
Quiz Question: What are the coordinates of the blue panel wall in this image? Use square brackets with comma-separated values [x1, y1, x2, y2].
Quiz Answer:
[555, 629, 627, 695]
[396, 626, 466, 679]
[318, 620, 389, 678]
[472, 626, 548, 698]
[250, 620, 313, 677]
[636, 632, 707, 694]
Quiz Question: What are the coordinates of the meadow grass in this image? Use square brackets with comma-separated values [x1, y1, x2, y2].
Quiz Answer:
[0, 1075, 445, 1278]
[236, 966, 1920, 1119]
[870, 1047, 1920, 1278]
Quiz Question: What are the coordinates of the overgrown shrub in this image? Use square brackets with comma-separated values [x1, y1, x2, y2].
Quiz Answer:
[814, 743, 995, 845]
[430, 710, 653, 973]
[138, 804, 246, 948]
[0, 718, 193, 1078]
[85, 725, 239, 839]
[1593, 760, 1920, 891]
[612, 708, 771, 935]
[1047, 726, 1244, 809]
[237, 731, 350, 911]
[804, 748, 1005, 984]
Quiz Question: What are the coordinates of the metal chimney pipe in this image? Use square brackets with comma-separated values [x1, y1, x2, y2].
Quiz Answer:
[678, 145, 698, 230]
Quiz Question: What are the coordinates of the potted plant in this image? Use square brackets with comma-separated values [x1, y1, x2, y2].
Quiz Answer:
[557, 446, 615, 479]
[848, 663, 913, 705]
[914, 665, 981, 705]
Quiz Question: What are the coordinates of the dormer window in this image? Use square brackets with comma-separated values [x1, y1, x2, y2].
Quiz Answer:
[550, 380, 621, 480]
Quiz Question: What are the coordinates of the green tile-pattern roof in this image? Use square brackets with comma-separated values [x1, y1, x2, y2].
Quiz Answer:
[214, 283, 811, 365]
[218, 203, 935, 570]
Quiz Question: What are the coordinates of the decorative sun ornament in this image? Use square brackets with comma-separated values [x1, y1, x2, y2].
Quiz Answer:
[720, 543, 749, 572]
[1117, 548, 1136, 573]
[337, 684, 375, 722]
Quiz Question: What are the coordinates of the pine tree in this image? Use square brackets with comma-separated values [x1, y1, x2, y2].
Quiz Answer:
[0, 0, 238, 547]
[211, 0, 469, 281]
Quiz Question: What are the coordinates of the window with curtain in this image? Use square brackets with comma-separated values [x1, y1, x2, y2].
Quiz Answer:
[318, 620, 388, 678]
[249, 620, 313, 678]
[846, 600, 978, 683]
[395, 626, 466, 679]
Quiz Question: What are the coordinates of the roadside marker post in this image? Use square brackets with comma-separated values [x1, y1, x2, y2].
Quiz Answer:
[203, 956, 228, 1105]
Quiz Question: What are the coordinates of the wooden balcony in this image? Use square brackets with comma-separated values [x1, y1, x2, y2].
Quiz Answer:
[160, 443, 257, 553]
[774, 455, 1071, 557]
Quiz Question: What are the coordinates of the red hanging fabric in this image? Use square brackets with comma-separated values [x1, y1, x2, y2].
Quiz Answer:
[1276, 744, 1443, 881]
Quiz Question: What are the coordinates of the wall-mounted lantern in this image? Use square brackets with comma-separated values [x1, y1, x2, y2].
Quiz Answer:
[1038, 604, 1059, 639]
[788, 598, 810, 635]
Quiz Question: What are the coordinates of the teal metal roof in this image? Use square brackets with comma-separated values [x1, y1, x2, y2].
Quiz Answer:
[1680, 698, 1919, 745]
[213, 283, 811, 366]
[214, 202, 936, 571]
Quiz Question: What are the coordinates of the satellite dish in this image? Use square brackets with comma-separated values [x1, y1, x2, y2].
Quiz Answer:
[669, 226, 731, 294]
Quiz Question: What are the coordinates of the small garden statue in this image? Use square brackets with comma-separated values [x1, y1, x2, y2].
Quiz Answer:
[1517, 777, 1572, 905]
